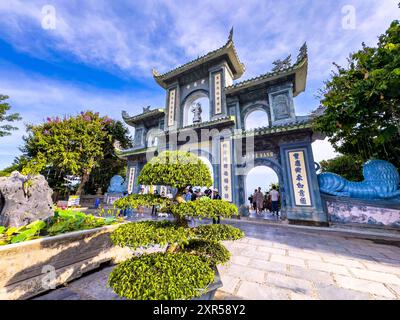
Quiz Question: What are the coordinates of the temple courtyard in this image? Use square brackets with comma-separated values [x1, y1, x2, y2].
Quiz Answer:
[34, 219, 400, 300]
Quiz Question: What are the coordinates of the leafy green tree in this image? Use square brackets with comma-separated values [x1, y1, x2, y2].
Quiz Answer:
[84, 120, 132, 194]
[138, 150, 213, 200]
[22, 111, 122, 195]
[0, 95, 21, 137]
[115, 151, 235, 227]
[313, 20, 400, 170]
[319, 155, 364, 181]
[109, 151, 243, 300]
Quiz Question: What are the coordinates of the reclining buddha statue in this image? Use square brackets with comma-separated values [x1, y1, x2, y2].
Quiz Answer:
[318, 159, 400, 200]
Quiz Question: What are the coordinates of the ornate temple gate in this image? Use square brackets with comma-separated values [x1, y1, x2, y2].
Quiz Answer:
[118, 29, 328, 225]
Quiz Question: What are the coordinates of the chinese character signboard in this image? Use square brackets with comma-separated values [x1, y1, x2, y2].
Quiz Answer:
[127, 167, 136, 194]
[288, 151, 311, 206]
[220, 140, 232, 202]
[168, 88, 176, 127]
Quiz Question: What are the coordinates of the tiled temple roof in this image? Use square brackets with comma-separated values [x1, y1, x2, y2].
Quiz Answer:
[121, 108, 165, 126]
[152, 28, 245, 88]
[233, 116, 313, 138]
[117, 146, 157, 157]
[166, 115, 236, 134]
[225, 43, 308, 97]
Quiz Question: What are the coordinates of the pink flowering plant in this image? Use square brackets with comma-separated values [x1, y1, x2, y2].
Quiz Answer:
[23, 111, 114, 194]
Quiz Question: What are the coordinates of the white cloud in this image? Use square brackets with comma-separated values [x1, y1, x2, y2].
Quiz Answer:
[0, 0, 396, 169]
[312, 138, 339, 163]
[0, 70, 164, 169]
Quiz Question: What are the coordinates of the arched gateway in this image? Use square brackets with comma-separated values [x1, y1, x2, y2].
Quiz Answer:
[118, 30, 327, 225]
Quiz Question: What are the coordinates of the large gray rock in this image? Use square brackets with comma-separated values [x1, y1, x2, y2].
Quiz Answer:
[0, 171, 54, 227]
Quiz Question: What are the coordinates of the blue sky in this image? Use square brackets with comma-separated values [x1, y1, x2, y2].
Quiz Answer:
[0, 0, 398, 181]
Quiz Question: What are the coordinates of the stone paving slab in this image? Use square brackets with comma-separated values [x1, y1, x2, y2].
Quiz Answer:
[33, 220, 400, 300]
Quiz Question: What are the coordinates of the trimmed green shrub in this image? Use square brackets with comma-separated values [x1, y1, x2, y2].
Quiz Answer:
[110, 221, 191, 249]
[171, 199, 238, 219]
[138, 151, 213, 190]
[108, 151, 244, 300]
[113, 194, 172, 211]
[193, 224, 245, 242]
[108, 252, 215, 300]
[182, 239, 231, 267]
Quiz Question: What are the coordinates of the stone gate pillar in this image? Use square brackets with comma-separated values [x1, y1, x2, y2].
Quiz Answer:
[279, 141, 327, 225]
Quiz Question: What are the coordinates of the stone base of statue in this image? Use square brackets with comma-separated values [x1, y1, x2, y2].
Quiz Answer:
[322, 194, 400, 229]
[105, 193, 124, 205]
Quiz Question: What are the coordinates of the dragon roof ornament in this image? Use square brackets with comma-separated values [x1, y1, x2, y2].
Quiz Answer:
[225, 42, 308, 96]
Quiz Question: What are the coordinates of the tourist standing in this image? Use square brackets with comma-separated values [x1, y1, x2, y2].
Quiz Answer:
[151, 189, 159, 215]
[212, 188, 221, 224]
[248, 193, 253, 209]
[184, 187, 192, 202]
[166, 189, 173, 200]
[270, 186, 280, 217]
[252, 189, 258, 211]
[136, 186, 146, 218]
[255, 187, 264, 215]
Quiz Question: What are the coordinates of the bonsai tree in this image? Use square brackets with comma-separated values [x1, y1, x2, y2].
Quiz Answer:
[109, 150, 244, 300]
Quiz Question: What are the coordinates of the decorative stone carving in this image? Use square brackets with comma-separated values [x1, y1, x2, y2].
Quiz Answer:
[107, 175, 127, 194]
[191, 102, 202, 123]
[273, 94, 290, 120]
[272, 55, 292, 72]
[318, 160, 400, 200]
[134, 128, 143, 146]
[0, 172, 54, 227]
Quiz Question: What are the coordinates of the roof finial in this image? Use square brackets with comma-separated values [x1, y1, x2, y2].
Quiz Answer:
[297, 42, 308, 61]
[152, 68, 160, 77]
[228, 26, 233, 42]
[272, 55, 292, 72]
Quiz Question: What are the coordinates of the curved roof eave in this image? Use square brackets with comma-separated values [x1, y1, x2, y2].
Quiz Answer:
[152, 39, 245, 89]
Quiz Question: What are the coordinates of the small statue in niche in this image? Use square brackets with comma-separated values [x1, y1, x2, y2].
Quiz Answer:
[190, 102, 202, 123]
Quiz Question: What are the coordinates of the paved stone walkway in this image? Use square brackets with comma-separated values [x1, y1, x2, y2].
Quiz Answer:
[34, 220, 400, 300]
[216, 221, 400, 300]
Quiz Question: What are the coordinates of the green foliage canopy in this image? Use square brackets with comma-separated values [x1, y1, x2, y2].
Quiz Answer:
[21, 111, 130, 194]
[319, 155, 364, 181]
[182, 239, 231, 268]
[138, 151, 213, 191]
[108, 252, 215, 300]
[0, 95, 21, 138]
[313, 21, 400, 170]
[170, 198, 239, 219]
[110, 220, 191, 250]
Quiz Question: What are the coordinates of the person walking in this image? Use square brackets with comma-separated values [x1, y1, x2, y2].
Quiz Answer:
[252, 189, 257, 212]
[248, 193, 253, 210]
[255, 187, 264, 215]
[212, 188, 221, 224]
[136, 186, 146, 218]
[270, 186, 280, 218]
[184, 187, 192, 202]
[151, 189, 159, 215]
